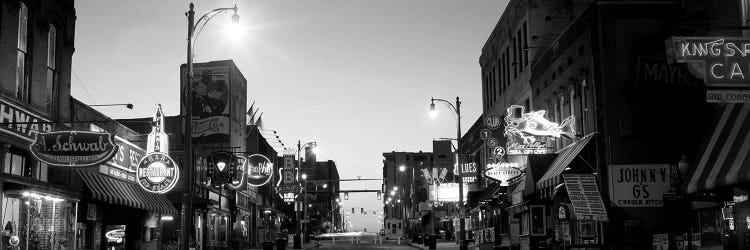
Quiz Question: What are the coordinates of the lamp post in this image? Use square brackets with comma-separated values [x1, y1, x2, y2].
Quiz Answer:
[399, 165, 417, 241]
[89, 103, 134, 109]
[183, 3, 238, 250]
[296, 141, 317, 248]
[428, 97, 465, 250]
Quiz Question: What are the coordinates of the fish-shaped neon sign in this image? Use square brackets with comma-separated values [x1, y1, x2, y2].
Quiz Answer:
[504, 105, 576, 144]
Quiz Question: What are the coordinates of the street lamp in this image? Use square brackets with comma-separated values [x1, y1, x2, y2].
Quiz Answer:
[428, 97, 466, 250]
[296, 141, 317, 247]
[89, 103, 134, 109]
[182, 3, 239, 250]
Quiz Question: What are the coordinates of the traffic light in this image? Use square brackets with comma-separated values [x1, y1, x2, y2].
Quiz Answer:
[352, 208, 355, 213]
[361, 208, 364, 214]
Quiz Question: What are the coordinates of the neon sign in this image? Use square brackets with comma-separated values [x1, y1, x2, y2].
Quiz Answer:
[667, 37, 750, 87]
[105, 229, 126, 243]
[504, 105, 575, 155]
[246, 154, 273, 187]
[484, 162, 522, 186]
[137, 105, 179, 194]
[30, 131, 119, 167]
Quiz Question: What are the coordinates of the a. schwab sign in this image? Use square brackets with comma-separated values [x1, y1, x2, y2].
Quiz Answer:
[608, 164, 670, 207]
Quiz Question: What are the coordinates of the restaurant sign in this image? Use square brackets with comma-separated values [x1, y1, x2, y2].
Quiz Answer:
[504, 105, 574, 155]
[30, 131, 119, 167]
[609, 164, 670, 207]
[137, 152, 180, 194]
[667, 37, 750, 87]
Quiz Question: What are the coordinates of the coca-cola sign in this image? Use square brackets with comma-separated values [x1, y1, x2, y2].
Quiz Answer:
[29, 131, 119, 167]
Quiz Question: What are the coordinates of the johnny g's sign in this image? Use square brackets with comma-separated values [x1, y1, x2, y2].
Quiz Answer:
[608, 164, 670, 207]
[30, 131, 119, 167]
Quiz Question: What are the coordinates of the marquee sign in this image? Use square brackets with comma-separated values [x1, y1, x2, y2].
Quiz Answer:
[29, 131, 119, 167]
[484, 162, 522, 186]
[276, 154, 300, 202]
[137, 104, 179, 194]
[246, 154, 273, 187]
[504, 105, 575, 155]
[435, 183, 469, 202]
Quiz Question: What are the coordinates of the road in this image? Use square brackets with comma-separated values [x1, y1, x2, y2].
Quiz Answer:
[315, 239, 415, 249]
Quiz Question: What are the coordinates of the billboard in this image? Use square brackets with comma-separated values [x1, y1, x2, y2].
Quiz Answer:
[188, 65, 230, 143]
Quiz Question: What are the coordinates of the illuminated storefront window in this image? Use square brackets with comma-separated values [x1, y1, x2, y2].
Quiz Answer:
[0, 192, 76, 250]
[207, 212, 229, 247]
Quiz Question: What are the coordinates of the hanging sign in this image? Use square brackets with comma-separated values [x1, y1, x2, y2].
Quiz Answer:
[484, 162, 522, 186]
[563, 174, 608, 221]
[29, 131, 119, 167]
[452, 162, 477, 184]
[208, 151, 238, 186]
[504, 105, 574, 155]
[246, 154, 273, 187]
[276, 154, 300, 201]
[137, 104, 179, 194]
[485, 114, 502, 129]
[137, 152, 180, 194]
[667, 37, 750, 87]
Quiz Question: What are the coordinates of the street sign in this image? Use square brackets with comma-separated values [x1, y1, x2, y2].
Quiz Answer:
[487, 138, 499, 148]
[485, 114, 502, 129]
[480, 129, 492, 139]
[706, 90, 750, 103]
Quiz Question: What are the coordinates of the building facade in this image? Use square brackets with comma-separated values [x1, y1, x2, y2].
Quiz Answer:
[0, 0, 78, 249]
[473, 0, 747, 249]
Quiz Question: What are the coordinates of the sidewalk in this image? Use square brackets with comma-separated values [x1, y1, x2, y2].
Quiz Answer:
[406, 241, 459, 250]
[244, 241, 320, 250]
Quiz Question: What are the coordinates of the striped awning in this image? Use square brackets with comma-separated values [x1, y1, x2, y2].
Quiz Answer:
[77, 170, 177, 215]
[536, 133, 596, 190]
[685, 104, 750, 194]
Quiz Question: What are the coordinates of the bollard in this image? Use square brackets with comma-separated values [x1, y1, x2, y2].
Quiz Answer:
[332, 236, 335, 245]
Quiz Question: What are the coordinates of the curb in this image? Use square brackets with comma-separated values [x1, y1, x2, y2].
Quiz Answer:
[406, 242, 426, 250]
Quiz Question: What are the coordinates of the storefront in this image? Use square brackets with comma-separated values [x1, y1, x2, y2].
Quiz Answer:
[0, 190, 78, 250]
[77, 169, 177, 250]
[678, 103, 750, 250]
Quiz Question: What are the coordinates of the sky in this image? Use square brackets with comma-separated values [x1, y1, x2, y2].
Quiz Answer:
[72, 0, 508, 232]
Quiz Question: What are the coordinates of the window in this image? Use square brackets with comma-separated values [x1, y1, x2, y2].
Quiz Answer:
[505, 47, 510, 86]
[569, 88, 576, 121]
[523, 22, 528, 66]
[743, 0, 750, 26]
[517, 30, 523, 72]
[47, 24, 58, 112]
[530, 205, 546, 236]
[16, 2, 29, 101]
[512, 37, 518, 78]
[499, 54, 505, 92]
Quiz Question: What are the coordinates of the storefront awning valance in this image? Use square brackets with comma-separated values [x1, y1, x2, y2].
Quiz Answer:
[536, 133, 596, 190]
[77, 170, 177, 216]
[685, 104, 750, 194]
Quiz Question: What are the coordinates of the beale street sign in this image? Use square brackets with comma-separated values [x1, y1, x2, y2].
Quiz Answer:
[29, 131, 119, 167]
[667, 37, 750, 87]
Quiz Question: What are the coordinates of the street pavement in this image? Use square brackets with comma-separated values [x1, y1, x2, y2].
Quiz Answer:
[316, 239, 414, 249]
[405, 241, 459, 250]
[244, 241, 319, 250]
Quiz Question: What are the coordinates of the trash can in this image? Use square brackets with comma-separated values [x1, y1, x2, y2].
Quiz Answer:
[275, 238, 287, 250]
[293, 234, 301, 249]
[262, 241, 275, 250]
[428, 235, 437, 249]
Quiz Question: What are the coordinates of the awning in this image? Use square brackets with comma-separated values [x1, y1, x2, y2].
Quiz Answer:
[685, 104, 750, 194]
[536, 133, 596, 190]
[77, 170, 177, 216]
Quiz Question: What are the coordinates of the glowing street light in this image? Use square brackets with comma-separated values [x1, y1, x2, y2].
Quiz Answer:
[428, 101, 438, 119]
[301, 173, 308, 180]
[399, 165, 406, 172]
